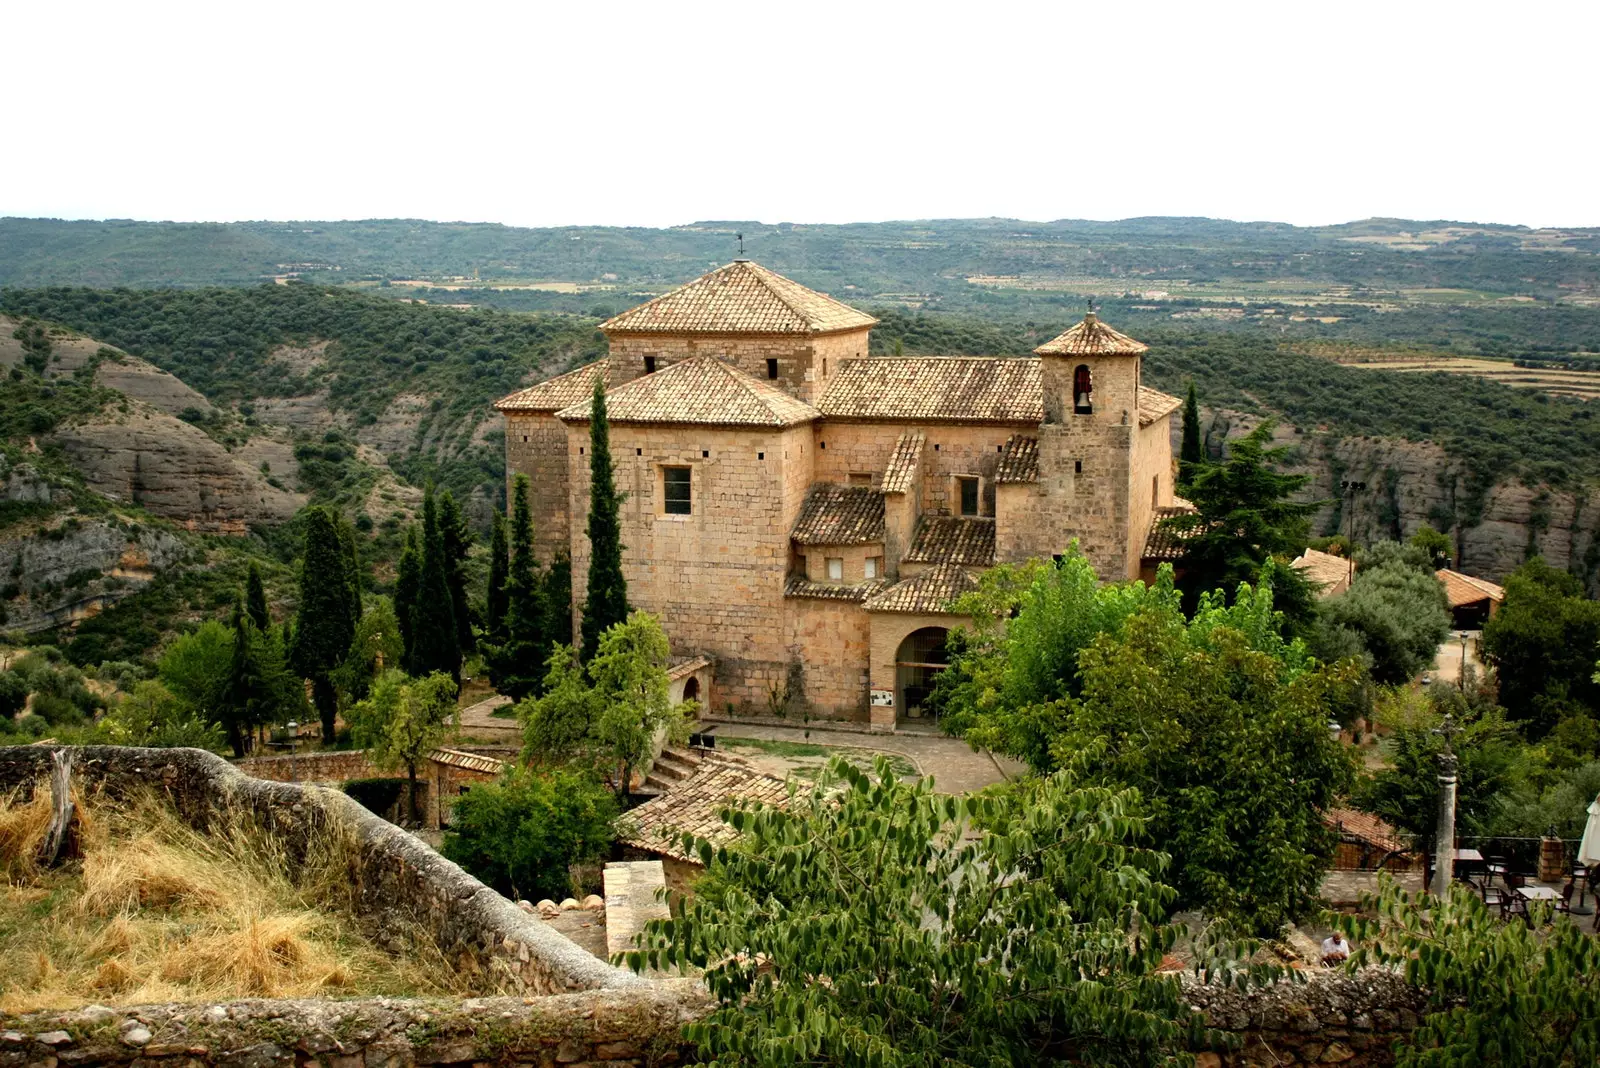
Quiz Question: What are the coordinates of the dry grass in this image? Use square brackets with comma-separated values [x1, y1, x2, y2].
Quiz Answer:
[0, 784, 477, 1011]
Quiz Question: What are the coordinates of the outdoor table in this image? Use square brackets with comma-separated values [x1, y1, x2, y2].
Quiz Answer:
[1517, 886, 1559, 901]
[1453, 848, 1484, 862]
[1452, 848, 1486, 887]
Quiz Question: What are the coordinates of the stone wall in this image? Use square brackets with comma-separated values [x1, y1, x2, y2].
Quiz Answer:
[815, 422, 1027, 520]
[236, 751, 378, 785]
[566, 422, 813, 714]
[605, 329, 870, 405]
[0, 985, 712, 1068]
[502, 411, 572, 568]
[784, 597, 871, 719]
[0, 746, 641, 998]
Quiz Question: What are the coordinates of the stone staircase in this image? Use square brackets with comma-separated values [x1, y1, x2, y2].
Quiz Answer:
[638, 745, 704, 795]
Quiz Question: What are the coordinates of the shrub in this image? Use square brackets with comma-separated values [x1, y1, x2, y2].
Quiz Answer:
[442, 768, 618, 901]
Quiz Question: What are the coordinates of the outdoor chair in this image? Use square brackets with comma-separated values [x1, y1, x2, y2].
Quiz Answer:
[1573, 863, 1591, 909]
[1555, 881, 1573, 917]
[1482, 886, 1508, 920]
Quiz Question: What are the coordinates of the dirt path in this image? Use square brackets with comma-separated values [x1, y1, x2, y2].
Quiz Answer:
[457, 694, 516, 742]
[703, 721, 1021, 795]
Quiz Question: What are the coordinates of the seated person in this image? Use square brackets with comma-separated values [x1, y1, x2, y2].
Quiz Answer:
[1320, 932, 1351, 967]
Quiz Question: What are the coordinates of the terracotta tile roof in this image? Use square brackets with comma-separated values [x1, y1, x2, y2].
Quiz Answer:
[1142, 505, 1202, 563]
[1294, 548, 1355, 597]
[784, 576, 888, 602]
[904, 516, 996, 567]
[427, 748, 510, 775]
[599, 261, 877, 336]
[1325, 807, 1411, 855]
[665, 655, 712, 681]
[617, 755, 791, 863]
[880, 429, 926, 494]
[995, 435, 1038, 483]
[556, 355, 820, 428]
[791, 484, 885, 545]
[1137, 386, 1182, 427]
[1437, 569, 1505, 609]
[863, 563, 979, 614]
[1033, 312, 1149, 356]
[495, 358, 610, 412]
[819, 357, 1043, 423]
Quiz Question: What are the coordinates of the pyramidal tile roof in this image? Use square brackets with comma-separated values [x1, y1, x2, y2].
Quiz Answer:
[600, 261, 878, 336]
[555, 355, 820, 428]
[1034, 312, 1149, 356]
[495, 358, 610, 412]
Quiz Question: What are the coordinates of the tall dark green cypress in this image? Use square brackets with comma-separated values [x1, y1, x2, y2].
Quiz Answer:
[291, 506, 356, 743]
[540, 552, 572, 654]
[394, 525, 421, 668]
[245, 561, 271, 632]
[580, 377, 628, 661]
[409, 487, 461, 684]
[339, 513, 364, 622]
[486, 509, 510, 646]
[492, 474, 545, 699]
[439, 490, 475, 653]
[222, 596, 262, 758]
[1179, 380, 1203, 489]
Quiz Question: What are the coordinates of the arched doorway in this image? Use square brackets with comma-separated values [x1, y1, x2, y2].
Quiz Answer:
[682, 676, 700, 704]
[895, 627, 950, 721]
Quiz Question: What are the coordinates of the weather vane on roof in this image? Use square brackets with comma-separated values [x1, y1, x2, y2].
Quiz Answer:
[736, 232, 745, 258]
[1087, 297, 1097, 316]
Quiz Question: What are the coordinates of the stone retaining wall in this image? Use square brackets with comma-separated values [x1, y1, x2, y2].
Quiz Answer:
[0, 746, 640, 998]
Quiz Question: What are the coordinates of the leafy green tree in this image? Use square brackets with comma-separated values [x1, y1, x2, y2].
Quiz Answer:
[1179, 379, 1203, 486]
[1167, 421, 1319, 611]
[12, 319, 53, 374]
[332, 596, 405, 707]
[245, 561, 271, 632]
[441, 767, 619, 901]
[1314, 547, 1451, 685]
[408, 487, 461, 684]
[1409, 524, 1455, 569]
[1341, 881, 1600, 1066]
[521, 612, 690, 796]
[158, 620, 234, 719]
[291, 506, 358, 742]
[98, 679, 226, 751]
[624, 755, 1235, 1066]
[439, 489, 475, 654]
[487, 474, 546, 699]
[349, 670, 460, 824]
[1480, 557, 1600, 737]
[394, 525, 421, 667]
[580, 377, 629, 661]
[0, 671, 26, 720]
[485, 509, 510, 646]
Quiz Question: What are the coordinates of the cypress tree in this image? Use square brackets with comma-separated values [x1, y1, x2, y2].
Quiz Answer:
[339, 513, 364, 622]
[491, 474, 545, 699]
[580, 377, 629, 661]
[245, 561, 271, 632]
[1179, 380, 1203, 488]
[394, 525, 421, 668]
[541, 551, 572, 654]
[439, 490, 475, 653]
[409, 487, 461, 684]
[222, 596, 261, 758]
[291, 507, 356, 743]
[486, 509, 510, 646]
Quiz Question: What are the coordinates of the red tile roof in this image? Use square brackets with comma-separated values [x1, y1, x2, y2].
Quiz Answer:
[791, 484, 885, 545]
[1033, 312, 1149, 356]
[818, 357, 1044, 424]
[495, 358, 610, 412]
[617, 755, 791, 863]
[880, 428, 926, 494]
[995, 434, 1038, 483]
[600, 261, 877, 336]
[1325, 807, 1411, 854]
[1437, 569, 1505, 609]
[863, 563, 979, 615]
[904, 516, 996, 567]
[556, 355, 819, 428]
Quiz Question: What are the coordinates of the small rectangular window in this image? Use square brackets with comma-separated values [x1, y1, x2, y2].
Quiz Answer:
[644, 356, 657, 374]
[702, 450, 709, 458]
[663, 466, 691, 515]
[1074, 459, 1082, 474]
[958, 476, 979, 517]
[766, 358, 779, 379]
[827, 558, 844, 581]
[758, 451, 764, 460]
[636, 448, 642, 456]
[865, 556, 882, 579]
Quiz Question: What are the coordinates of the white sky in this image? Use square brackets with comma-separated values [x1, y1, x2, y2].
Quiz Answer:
[5, 0, 1597, 230]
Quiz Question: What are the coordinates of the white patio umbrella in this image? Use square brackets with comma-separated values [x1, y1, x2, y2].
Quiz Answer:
[1581, 794, 1600, 866]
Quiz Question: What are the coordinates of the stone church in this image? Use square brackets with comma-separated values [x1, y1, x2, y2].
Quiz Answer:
[496, 260, 1183, 730]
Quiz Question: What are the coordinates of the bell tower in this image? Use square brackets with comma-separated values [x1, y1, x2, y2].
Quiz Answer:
[1028, 311, 1151, 579]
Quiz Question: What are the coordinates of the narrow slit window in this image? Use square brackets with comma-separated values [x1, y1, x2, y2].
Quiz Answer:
[1152, 474, 1159, 507]
[1074, 459, 1082, 474]
[766, 358, 779, 379]
[663, 466, 692, 515]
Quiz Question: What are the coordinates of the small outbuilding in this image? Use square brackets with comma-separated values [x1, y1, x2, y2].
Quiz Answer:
[1436, 569, 1505, 630]
[1292, 548, 1355, 599]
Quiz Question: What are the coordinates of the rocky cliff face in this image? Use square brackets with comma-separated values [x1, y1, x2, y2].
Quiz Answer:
[0, 514, 187, 632]
[1176, 409, 1600, 588]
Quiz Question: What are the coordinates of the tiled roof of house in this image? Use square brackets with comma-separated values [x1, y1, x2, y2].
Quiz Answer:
[1437, 569, 1505, 609]
[863, 563, 979, 614]
[791, 484, 886, 545]
[556, 356, 820, 428]
[427, 748, 510, 775]
[495, 358, 610, 412]
[1294, 548, 1354, 597]
[1033, 312, 1149, 356]
[1325, 807, 1411, 855]
[666, 655, 712, 681]
[617, 755, 792, 863]
[995, 434, 1038, 483]
[1137, 386, 1183, 427]
[819, 357, 1044, 423]
[1142, 505, 1202, 562]
[783, 576, 888, 602]
[880, 429, 926, 494]
[599, 261, 877, 336]
[904, 516, 996, 567]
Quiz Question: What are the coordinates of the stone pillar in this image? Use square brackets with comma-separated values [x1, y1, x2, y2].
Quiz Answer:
[1431, 713, 1461, 898]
